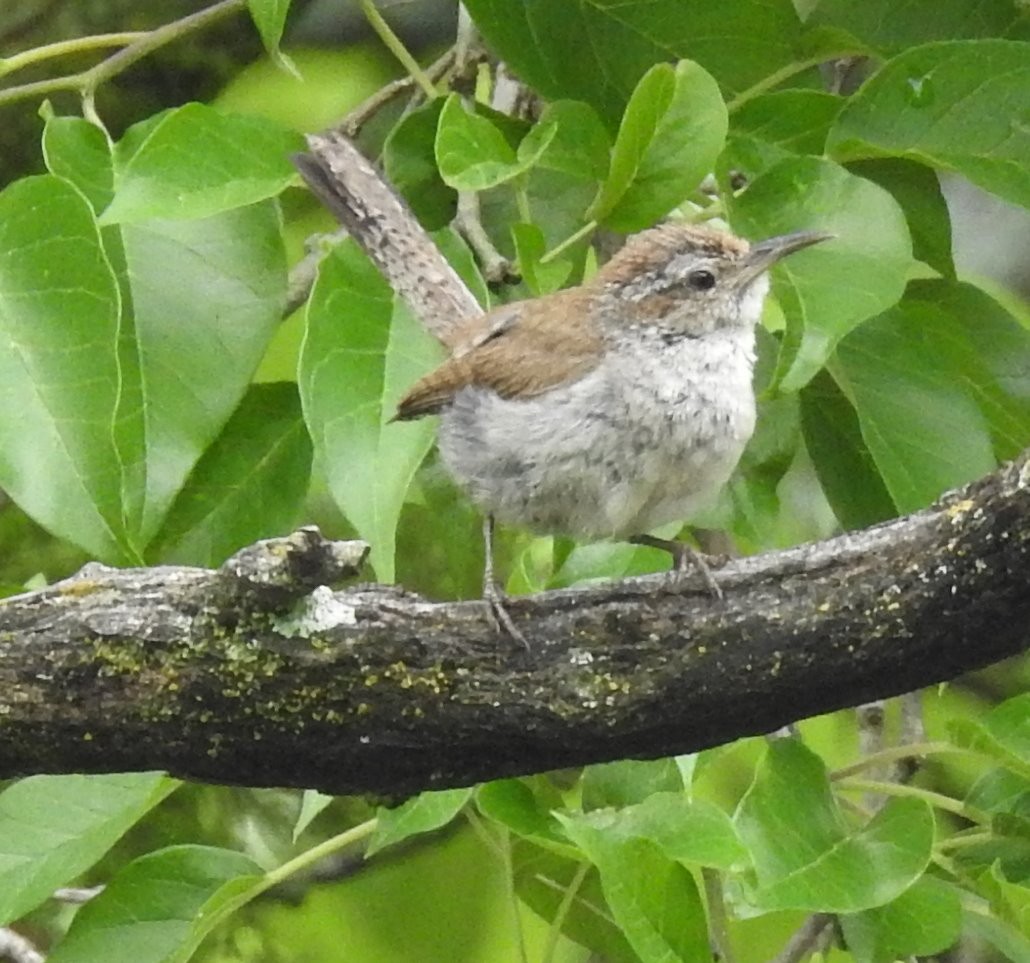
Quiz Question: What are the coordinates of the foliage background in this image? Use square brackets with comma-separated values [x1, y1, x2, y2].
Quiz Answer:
[0, 1, 1028, 961]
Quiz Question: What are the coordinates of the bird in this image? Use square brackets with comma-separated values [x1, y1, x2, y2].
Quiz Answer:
[392, 221, 832, 639]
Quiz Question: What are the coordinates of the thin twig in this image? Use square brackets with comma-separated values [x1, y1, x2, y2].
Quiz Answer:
[284, 228, 349, 317]
[0, 0, 245, 107]
[856, 700, 887, 810]
[456, 189, 512, 283]
[454, 4, 478, 75]
[894, 692, 926, 783]
[769, 913, 834, 963]
[341, 46, 455, 137]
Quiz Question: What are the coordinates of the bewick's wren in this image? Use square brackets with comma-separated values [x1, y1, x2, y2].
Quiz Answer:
[395, 223, 831, 616]
[293, 137, 830, 638]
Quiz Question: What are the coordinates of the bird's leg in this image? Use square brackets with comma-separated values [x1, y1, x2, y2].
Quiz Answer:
[629, 533, 724, 600]
[482, 515, 530, 649]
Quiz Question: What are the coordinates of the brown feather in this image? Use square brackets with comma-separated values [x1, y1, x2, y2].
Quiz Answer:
[394, 288, 603, 420]
[595, 222, 749, 286]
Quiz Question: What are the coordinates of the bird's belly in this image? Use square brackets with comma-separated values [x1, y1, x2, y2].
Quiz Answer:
[438, 345, 756, 539]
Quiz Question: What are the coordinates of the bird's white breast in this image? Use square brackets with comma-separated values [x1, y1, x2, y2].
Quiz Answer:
[437, 326, 758, 539]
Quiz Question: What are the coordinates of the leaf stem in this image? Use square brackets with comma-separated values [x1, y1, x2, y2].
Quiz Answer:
[357, 0, 438, 99]
[261, 816, 379, 891]
[830, 742, 985, 781]
[192, 816, 380, 942]
[540, 861, 589, 963]
[703, 868, 737, 963]
[540, 220, 597, 265]
[725, 51, 855, 112]
[935, 830, 993, 851]
[501, 827, 530, 963]
[0, 33, 147, 77]
[837, 777, 990, 824]
[464, 810, 528, 963]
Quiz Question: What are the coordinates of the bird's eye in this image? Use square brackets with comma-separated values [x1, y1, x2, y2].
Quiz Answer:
[688, 269, 716, 291]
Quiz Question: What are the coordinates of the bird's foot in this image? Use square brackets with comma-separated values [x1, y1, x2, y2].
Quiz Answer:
[483, 578, 531, 651]
[630, 533, 724, 600]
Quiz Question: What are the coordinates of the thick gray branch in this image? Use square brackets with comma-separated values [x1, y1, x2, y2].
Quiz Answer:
[0, 457, 1027, 795]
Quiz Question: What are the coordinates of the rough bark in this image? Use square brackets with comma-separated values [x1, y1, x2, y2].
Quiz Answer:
[0, 456, 1027, 796]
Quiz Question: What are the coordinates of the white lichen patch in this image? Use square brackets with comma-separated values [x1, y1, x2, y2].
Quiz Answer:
[274, 585, 357, 638]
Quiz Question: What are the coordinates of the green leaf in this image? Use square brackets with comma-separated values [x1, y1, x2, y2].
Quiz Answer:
[435, 95, 555, 192]
[383, 99, 455, 230]
[827, 40, 1030, 211]
[847, 158, 955, 278]
[967, 768, 1030, 820]
[463, 0, 804, 125]
[591, 60, 727, 231]
[977, 862, 1030, 934]
[511, 222, 572, 296]
[367, 788, 474, 857]
[435, 95, 515, 191]
[730, 90, 843, 157]
[0, 773, 176, 926]
[47, 844, 262, 963]
[430, 227, 491, 308]
[565, 794, 748, 870]
[735, 741, 846, 879]
[949, 821, 1030, 884]
[246, 0, 299, 77]
[831, 294, 1002, 513]
[808, 0, 1030, 54]
[840, 876, 962, 963]
[544, 539, 672, 589]
[735, 740, 934, 912]
[950, 695, 1030, 782]
[728, 156, 911, 392]
[800, 369, 896, 530]
[115, 203, 287, 546]
[722, 90, 843, 188]
[512, 840, 639, 963]
[40, 122, 289, 555]
[150, 383, 312, 566]
[101, 103, 304, 224]
[530, 100, 611, 182]
[42, 115, 114, 212]
[964, 905, 1030, 963]
[558, 815, 713, 963]
[903, 279, 1030, 460]
[299, 240, 443, 581]
[0, 175, 134, 561]
[475, 779, 571, 851]
[293, 790, 334, 843]
[582, 758, 683, 810]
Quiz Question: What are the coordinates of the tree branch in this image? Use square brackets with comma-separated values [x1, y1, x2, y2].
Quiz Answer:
[0, 456, 1027, 796]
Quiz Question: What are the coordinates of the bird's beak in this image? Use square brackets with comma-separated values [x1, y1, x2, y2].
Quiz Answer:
[737, 230, 835, 286]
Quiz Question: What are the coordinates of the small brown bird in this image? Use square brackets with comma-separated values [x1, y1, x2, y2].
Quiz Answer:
[293, 126, 830, 640]
[393, 222, 832, 635]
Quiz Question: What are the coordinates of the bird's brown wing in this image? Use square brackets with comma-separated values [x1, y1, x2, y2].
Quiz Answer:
[394, 289, 603, 421]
